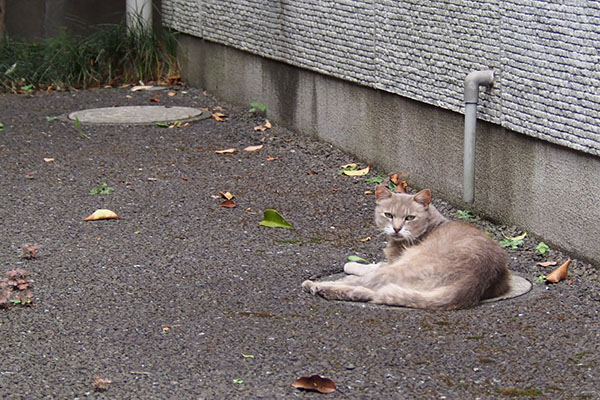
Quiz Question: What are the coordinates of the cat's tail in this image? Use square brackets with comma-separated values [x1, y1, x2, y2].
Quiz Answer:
[372, 283, 480, 310]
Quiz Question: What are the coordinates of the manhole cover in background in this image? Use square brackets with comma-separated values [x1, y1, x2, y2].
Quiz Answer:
[68, 106, 209, 125]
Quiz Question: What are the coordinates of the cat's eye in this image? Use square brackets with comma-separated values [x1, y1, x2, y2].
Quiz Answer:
[383, 212, 393, 219]
[405, 215, 416, 221]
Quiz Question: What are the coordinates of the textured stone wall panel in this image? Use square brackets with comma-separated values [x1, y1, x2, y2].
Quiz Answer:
[162, 0, 600, 156]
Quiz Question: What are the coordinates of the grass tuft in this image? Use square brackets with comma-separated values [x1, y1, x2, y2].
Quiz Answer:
[0, 14, 179, 93]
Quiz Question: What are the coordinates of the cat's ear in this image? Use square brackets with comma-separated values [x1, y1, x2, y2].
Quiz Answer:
[375, 185, 393, 202]
[413, 189, 431, 209]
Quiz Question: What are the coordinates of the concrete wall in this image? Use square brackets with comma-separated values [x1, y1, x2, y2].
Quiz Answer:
[178, 36, 600, 264]
[162, 0, 600, 157]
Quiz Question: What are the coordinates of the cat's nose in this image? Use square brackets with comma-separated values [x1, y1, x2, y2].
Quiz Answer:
[394, 226, 401, 233]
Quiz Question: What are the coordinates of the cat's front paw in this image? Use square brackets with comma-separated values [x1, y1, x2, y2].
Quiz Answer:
[301, 280, 319, 295]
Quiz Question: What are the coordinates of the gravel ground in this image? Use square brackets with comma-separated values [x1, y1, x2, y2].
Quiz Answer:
[0, 87, 598, 399]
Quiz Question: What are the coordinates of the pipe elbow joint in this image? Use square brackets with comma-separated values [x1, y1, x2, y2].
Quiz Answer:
[464, 70, 494, 104]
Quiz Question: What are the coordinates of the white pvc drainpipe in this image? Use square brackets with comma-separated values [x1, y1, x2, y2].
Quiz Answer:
[463, 70, 494, 203]
[126, 0, 152, 31]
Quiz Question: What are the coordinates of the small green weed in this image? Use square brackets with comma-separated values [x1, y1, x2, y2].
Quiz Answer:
[73, 117, 90, 139]
[536, 242, 550, 256]
[45, 116, 59, 121]
[0, 122, 3, 131]
[89, 183, 114, 195]
[534, 274, 546, 284]
[0, 13, 179, 92]
[249, 101, 267, 114]
[500, 232, 527, 249]
[364, 174, 386, 185]
[456, 210, 474, 220]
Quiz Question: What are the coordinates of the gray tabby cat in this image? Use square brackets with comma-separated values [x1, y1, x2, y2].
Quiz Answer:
[302, 185, 510, 310]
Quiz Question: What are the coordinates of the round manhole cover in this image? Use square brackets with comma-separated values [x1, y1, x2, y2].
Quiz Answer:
[68, 106, 209, 125]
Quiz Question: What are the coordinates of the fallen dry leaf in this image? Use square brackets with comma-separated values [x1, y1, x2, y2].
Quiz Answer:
[213, 106, 225, 112]
[395, 180, 408, 193]
[219, 191, 234, 200]
[254, 120, 272, 131]
[93, 376, 111, 392]
[545, 258, 571, 283]
[536, 261, 558, 267]
[266, 156, 279, 162]
[131, 85, 153, 92]
[244, 144, 264, 152]
[343, 166, 370, 176]
[360, 236, 371, 242]
[364, 190, 373, 195]
[43, 157, 55, 163]
[149, 95, 160, 103]
[219, 199, 237, 208]
[167, 91, 177, 97]
[84, 209, 119, 221]
[212, 112, 227, 122]
[390, 173, 400, 185]
[215, 148, 238, 154]
[292, 375, 336, 394]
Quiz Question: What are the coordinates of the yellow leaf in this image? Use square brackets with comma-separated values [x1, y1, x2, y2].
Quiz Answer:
[84, 209, 118, 221]
[343, 166, 370, 176]
[243, 144, 264, 152]
[219, 191, 234, 200]
[340, 163, 357, 169]
[215, 148, 238, 154]
[359, 236, 371, 242]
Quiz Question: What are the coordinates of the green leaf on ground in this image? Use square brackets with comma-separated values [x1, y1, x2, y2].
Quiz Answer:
[364, 174, 385, 185]
[249, 101, 267, 114]
[500, 232, 527, 249]
[0, 123, 4, 131]
[457, 210, 474, 220]
[536, 242, 550, 256]
[259, 209, 294, 229]
[347, 255, 369, 263]
[89, 183, 114, 195]
[46, 116, 59, 121]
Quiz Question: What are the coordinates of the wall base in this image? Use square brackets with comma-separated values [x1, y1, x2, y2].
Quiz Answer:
[179, 35, 600, 264]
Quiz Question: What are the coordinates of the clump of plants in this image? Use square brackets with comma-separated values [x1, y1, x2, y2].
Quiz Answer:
[0, 269, 34, 309]
[0, 13, 179, 92]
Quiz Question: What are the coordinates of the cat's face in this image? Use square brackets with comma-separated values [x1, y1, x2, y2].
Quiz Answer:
[374, 186, 432, 243]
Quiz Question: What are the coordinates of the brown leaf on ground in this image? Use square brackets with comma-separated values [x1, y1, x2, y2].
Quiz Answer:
[536, 261, 558, 267]
[266, 156, 279, 161]
[390, 173, 400, 185]
[21, 243, 42, 259]
[254, 120, 272, 131]
[149, 95, 160, 103]
[84, 209, 119, 221]
[243, 144, 264, 152]
[92, 376, 111, 392]
[212, 112, 227, 122]
[167, 91, 177, 97]
[394, 180, 408, 193]
[215, 148, 238, 154]
[545, 258, 571, 283]
[219, 199, 237, 208]
[292, 375, 336, 394]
